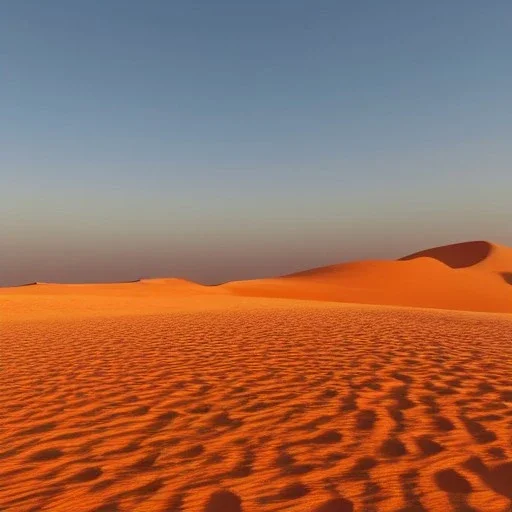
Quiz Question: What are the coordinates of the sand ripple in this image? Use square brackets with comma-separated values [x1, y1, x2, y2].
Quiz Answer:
[1, 299, 512, 511]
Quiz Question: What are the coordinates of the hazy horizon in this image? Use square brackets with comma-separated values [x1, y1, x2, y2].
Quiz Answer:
[2, 1, 511, 287]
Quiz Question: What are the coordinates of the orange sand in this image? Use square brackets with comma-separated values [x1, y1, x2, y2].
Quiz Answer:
[224, 241, 512, 313]
[1, 241, 512, 511]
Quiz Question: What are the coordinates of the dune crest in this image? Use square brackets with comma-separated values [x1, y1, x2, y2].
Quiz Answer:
[139, 277, 202, 286]
[14, 281, 53, 287]
[400, 240, 512, 271]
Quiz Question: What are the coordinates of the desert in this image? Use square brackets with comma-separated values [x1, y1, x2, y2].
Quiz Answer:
[4, 3, 512, 510]
[1, 241, 512, 511]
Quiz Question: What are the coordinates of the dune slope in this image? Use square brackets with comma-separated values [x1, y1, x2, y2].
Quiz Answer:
[223, 241, 512, 313]
[400, 240, 512, 271]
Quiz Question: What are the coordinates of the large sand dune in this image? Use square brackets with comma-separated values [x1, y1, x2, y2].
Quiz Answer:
[223, 241, 512, 313]
[1, 241, 512, 511]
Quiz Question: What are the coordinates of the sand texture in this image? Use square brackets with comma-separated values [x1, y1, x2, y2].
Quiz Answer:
[1, 240, 512, 511]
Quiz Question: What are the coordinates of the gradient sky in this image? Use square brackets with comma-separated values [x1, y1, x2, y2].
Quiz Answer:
[2, 1, 512, 286]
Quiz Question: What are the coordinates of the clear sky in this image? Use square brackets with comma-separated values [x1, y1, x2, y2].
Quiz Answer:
[2, 1, 511, 286]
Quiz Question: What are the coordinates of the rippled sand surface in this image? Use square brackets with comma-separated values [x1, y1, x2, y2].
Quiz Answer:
[2, 295, 512, 511]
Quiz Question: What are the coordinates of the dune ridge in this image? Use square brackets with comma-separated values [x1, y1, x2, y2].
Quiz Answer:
[399, 240, 512, 270]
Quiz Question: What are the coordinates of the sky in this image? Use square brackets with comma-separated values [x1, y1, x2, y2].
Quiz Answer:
[1, 1, 512, 286]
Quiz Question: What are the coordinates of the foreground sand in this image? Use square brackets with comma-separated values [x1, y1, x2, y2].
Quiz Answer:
[2, 292, 512, 512]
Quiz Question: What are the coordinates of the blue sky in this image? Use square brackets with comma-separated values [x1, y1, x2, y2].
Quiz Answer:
[1, 1, 511, 285]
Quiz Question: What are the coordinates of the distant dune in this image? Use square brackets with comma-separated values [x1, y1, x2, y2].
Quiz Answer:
[223, 241, 512, 313]
[1, 240, 511, 314]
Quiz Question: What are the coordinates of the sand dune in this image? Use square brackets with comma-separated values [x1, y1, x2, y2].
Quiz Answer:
[223, 241, 512, 313]
[2, 240, 511, 314]
[5, 278, 214, 295]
